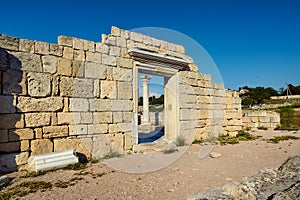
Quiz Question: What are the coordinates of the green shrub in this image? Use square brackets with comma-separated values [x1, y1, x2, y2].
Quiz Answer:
[175, 135, 186, 146]
[102, 148, 123, 159]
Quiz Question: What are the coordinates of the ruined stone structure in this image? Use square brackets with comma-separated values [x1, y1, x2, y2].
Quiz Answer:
[242, 110, 280, 130]
[0, 26, 242, 172]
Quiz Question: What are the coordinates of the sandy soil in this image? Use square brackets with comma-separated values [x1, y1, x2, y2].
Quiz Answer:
[3, 130, 300, 200]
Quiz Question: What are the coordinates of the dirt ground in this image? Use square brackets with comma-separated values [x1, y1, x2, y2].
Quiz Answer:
[2, 130, 300, 200]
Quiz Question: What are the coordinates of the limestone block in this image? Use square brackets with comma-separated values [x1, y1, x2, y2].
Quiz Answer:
[111, 26, 121, 36]
[0, 48, 8, 69]
[80, 113, 93, 124]
[34, 128, 43, 139]
[102, 54, 116, 66]
[72, 60, 85, 77]
[105, 37, 116, 46]
[9, 52, 42, 72]
[69, 125, 87, 135]
[8, 128, 34, 141]
[0, 34, 19, 51]
[85, 62, 107, 79]
[121, 30, 130, 39]
[113, 67, 132, 81]
[0, 95, 16, 113]
[94, 80, 100, 98]
[118, 82, 133, 99]
[34, 41, 49, 55]
[21, 140, 29, 151]
[27, 72, 51, 97]
[0, 130, 8, 143]
[106, 134, 123, 150]
[93, 112, 113, 124]
[124, 133, 132, 150]
[63, 47, 73, 59]
[89, 99, 112, 111]
[109, 46, 121, 56]
[25, 113, 51, 127]
[116, 57, 133, 69]
[17, 96, 63, 112]
[180, 109, 199, 120]
[0, 114, 24, 129]
[49, 44, 63, 57]
[69, 98, 89, 112]
[180, 120, 198, 130]
[58, 36, 73, 47]
[197, 96, 210, 104]
[83, 40, 95, 51]
[108, 124, 121, 133]
[111, 100, 133, 111]
[259, 117, 271, 123]
[58, 58, 72, 76]
[60, 77, 94, 97]
[95, 43, 109, 54]
[54, 137, 92, 158]
[88, 124, 108, 134]
[123, 112, 132, 122]
[31, 139, 53, 156]
[86, 52, 101, 63]
[101, 80, 117, 99]
[73, 49, 85, 61]
[117, 123, 132, 132]
[113, 112, 123, 123]
[116, 37, 126, 48]
[19, 39, 34, 53]
[0, 141, 20, 152]
[180, 94, 197, 104]
[43, 126, 68, 138]
[92, 135, 111, 159]
[42, 55, 57, 74]
[73, 38, 84, 50]
[57, 112, 80, 125]
[130, 32, 143, 42]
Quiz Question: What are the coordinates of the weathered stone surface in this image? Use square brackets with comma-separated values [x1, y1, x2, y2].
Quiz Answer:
[49, 44, 63, 57]
[54, 138, 92, 158]
[17, 96, 63, 112]
[21, 140, 29, 151]
[57, 112, 80, 125]
[109, 46, 121, 56]
[111, 100, 133, 111]
[95, 43, 109, 54]
[89, 99, 111, 111]
[19, 39, 34, 53]
[31, 139, 53, 156]
[60, 77, 94, 97]
[93, 112, 113, 124]
[73, 38, 84, 50]
[69, 98, 89, 112]
[34, 41, 49, 55]
[108, 124, 121, 133]
[113, 67, 132, 81]
[42, 55, 57, 74]
[123, 112, 132, 122]
[116, 37, 126, 48]
[117, 123, 132, 132]
[118, 82, 133, 99]
[101, 80, 117, 99]
[0, 152, 28, 173]
[111, 26, 121, 37]
[34, 128, 43, 139]
[58, 58, 72, 76]
[63, 47, 73, 59]
[102, 54, 116, 66]
[113, 112, 123, 123]
[116, 57, 133, 69]
[0, 34, 19, 51]
[209, 152, 221, 158]
[86, 52, 101, 63]
[83, 40, 95, 51]
[85, 62, 107, 79]
[130, 32, 143, 42]
[8, 128, 34, 141]
[80, 113, 93, 124]
[0, 130, 8, 143]
[9, 52, 42, 72]
[124, 133, 132, 150]
[25, 113, 51, 127]
[27, 72, 51, 97]
[0, 95, 16, 113]
[58, 36, 73, 47]
[69, 125, 87, 135]
[106, 134, 123, 149]
[0, 142, 20, 152]
[92, 135, 112, 159]
[0, 48, 8, 69]
[43, 125, 68, 138]
[88, 124, 108, 134]
[2, 70, 27, 95]
[94, 79, 100, 97]
[72, 60, 85, 77]
[0, 114, 24, 129]
[73, 49, 85, 61]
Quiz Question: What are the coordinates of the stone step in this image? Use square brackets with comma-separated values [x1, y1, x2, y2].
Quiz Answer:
[133, 139, 177, 153]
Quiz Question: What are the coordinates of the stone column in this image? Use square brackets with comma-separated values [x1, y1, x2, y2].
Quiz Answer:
[141, 75, 151, 125]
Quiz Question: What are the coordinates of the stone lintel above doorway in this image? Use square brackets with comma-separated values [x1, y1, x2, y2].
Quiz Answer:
[128, 47, 191, 71]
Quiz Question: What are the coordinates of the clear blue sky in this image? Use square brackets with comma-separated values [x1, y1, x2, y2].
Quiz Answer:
[1, 0, 299, 91]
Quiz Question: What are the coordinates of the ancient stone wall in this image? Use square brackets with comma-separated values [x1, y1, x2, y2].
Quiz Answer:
[0, 26, 243, 171]
[242, 110, 280, 130]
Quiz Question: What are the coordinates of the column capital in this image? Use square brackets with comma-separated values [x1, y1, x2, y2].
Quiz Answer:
[140, 75, 151, 83]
